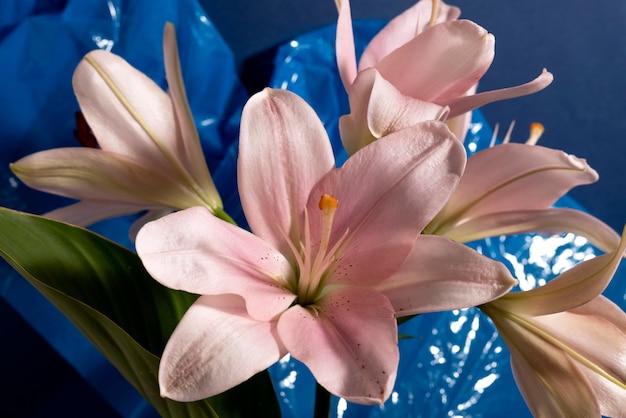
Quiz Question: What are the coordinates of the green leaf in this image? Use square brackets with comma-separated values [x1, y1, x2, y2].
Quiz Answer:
[0, 207, 280, 417]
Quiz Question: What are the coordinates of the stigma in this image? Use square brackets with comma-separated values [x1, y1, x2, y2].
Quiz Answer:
[319, 193, 339, 210]
[526, 122, 545, 145]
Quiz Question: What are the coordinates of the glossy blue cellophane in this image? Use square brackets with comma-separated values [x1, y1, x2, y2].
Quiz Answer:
[0, 2, 624, 417]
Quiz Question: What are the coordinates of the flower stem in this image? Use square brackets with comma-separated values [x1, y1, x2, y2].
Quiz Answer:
[314, 382, 331, 418]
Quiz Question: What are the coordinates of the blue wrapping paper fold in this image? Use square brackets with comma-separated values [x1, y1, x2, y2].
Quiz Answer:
[0, 1, 624, 417]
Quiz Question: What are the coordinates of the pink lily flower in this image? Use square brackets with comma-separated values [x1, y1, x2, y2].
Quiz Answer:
[481, 229, 626, 417]
[135, 88, 516, 404]
[335, 0, 553, 150]
[424, 131, 622, 253]
[10, 24, 228, 233]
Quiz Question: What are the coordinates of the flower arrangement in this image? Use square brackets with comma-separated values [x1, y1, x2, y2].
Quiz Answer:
[0, 0, 624, 417]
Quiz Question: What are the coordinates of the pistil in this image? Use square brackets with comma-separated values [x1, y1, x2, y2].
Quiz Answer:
[318, 194, 339, 255]
[295, 194, 349, 304]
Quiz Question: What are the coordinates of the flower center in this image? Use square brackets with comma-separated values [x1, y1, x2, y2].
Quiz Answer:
[288, 194, 349, 305]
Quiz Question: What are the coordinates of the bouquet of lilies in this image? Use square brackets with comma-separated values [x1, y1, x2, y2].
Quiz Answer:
[1, 0, 624, 417]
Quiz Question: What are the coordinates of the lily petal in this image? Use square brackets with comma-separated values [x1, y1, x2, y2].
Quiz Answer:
[277, 287, 398, 405]
[159, 294, 286, 401]
[128, 209, 173, 242]
[10, 148, 204, 209]
[136, 207, 297, 321]
[162, 23, 222, 209]
[568, 297, 626, 418]
[44, 201, 148, 227]
[73, 50, 182, 172]
[335, 0, 358, 89]
[312, 121, 466, 286]
[582, 365, 626, 418]
[339, 68, 449, 155]
[374, 20, 495, 103]
[496, 228, 626, 316]
[441, 208, 622, 254]
[359, 0, 461, 70]
[427, 143, 599, 235]
[238, 89, 335, 257]
[444, 69, 554, 118]
[445, 84, 477, 142]
[376, 235, 517, 316]
[533, 301, 626, 400]
[493, 311, 602, 418]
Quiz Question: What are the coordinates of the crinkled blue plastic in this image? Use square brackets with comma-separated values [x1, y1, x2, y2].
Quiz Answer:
[0, 0, 245, 416]
[267, 21, 626, 418]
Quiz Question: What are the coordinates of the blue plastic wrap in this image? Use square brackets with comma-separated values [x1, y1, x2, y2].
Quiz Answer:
[267, 21, 626, 418]
[0, 0, 246, 416]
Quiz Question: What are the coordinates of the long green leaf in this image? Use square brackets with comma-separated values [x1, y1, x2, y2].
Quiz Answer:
[0, 207, 280, 417]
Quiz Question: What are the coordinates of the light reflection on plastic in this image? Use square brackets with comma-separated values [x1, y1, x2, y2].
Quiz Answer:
[280, 371, 298, 389]
[107, 1, 118, 21]
[93, 35, 114, 51]
[473, 373, 498, 392]
[449, 312, 466, 333]
[199, 118, 217, 127]
[336, 398, 348, 418]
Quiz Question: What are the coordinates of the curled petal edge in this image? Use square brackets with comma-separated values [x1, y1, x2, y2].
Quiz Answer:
[444, 69, 554, 118]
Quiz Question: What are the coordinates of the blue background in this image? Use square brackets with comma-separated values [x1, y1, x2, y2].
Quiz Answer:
[1, 0, 624, 416]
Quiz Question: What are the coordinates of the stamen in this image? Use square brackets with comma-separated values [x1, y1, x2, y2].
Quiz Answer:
[429, 0, 440, 27]
[489, 123, 500, 148]
[526, 122, 544, 145]
[502, 120, 516, 144]
[296, 208, 314, 298]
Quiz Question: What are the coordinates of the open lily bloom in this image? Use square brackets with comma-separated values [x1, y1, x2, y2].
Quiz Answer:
[424, 138, 622, 254]
[136, 88, 516, 404]
[481, 229, 626, 417]
[10, 24, 227, 234]
[335, 0, 553, 150]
